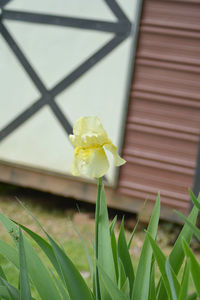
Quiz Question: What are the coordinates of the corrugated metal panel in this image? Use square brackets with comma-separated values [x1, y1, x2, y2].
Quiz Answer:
[118, 0, 200, 212]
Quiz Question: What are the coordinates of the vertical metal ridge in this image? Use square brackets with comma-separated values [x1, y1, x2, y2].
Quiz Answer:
[118, 0, 200, 213]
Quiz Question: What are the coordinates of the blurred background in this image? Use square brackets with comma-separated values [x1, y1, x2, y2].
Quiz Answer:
[0, 0, 200, 226]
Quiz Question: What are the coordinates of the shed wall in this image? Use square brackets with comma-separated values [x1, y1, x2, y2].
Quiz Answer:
[118, 0, 200, 213]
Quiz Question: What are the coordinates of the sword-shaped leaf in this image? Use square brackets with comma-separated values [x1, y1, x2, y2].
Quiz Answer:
[131, 194, 160, 300]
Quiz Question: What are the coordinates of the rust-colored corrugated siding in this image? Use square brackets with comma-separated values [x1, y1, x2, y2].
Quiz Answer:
[118, 0, 200, 213]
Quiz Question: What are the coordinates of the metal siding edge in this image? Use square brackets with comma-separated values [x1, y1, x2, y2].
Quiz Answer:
[193, 135, 200, 199]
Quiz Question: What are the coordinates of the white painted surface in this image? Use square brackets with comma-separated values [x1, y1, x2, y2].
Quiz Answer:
[0, 0, 139, 185]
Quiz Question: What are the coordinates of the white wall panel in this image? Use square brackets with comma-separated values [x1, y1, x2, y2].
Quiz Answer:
[0, 0, 140, 185]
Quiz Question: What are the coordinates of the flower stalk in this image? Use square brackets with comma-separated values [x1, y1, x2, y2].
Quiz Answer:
[94, 177, 102, 300]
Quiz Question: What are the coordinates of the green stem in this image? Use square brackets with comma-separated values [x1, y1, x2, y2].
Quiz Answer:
[94, 177, 102, 300]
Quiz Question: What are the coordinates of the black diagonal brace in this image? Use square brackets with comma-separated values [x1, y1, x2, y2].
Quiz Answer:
[104, 0, 131, 23]
[51, 34, 127, 97]
[0, 22, 47, 95]
[0, 0, 11, 8]
[0, 0, 133, 145]
[0, 99, 44, 142]
[0, 22, 73, 137]
[2, 10, 131, 34]
[48, 101, 73, 135]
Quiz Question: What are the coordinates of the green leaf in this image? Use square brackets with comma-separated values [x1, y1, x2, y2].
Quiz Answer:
[190, 190, 200, 210]
[98, 186, 116, 282]
[121, 278, 130, 298]
[0, 239, 19, 267]
[0, 213, 62, 300]
[97, 264, 129, 300]
[50, 269, 70, 300]
[170, 194, 199, 274]
[70, 219, 93, 279]
[182, 239, 200, 298]
[16, 200, 92, 300]
[118, 218, 134, 296]
[175, 211, 200, 242]
[17, 222, 71, 299]
[165, 260, 178, 300]
[149, 259, 156, 300]
[128, 198, 147, 249]
[14, 221, 63, 278]
[110, 216, 117, 235]
[187, 292, 198, 300]
[18, 228, 31, 300]
[158, 196, 199, 300]
[178, 261, 190, 300]
[0, 277, 19, 300]
[110, 226, 119, 282]
[132, 193, 160, 300]
[147, 233, 172, 300]
[46, 233, 94, 300]
[0, 286, 10, 300]
[118, 258, 127, 289]
[0, 265, 8, 281]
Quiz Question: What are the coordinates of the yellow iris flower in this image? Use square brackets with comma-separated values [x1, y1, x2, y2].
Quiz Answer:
[69, 116, 126, 178]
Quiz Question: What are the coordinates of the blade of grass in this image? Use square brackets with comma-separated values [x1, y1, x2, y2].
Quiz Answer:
[178, 261, 190, 300]
[14, 221, 62, 278]
[0, 286, 10, 300]
[16, 221, 71, 300]
[128, 199, 147, 249]
[149, 259, 156, 300]
[46, 233, 94, 300]
[97, 264, 129, 300]
[50, 269, 70, 300]
[16, 200, 94, 300]
[175, 211, 200, 241]
[70, 218, 93, 280]
[0, 277, 19, 300]
[131, 193, 160, 300]
[110, 226, 119, 282]
[110, 216, 117, 235]
[0, 239, 19, 267]
[118, 258, 127, 289]
[0, 265, 8, 281]
[19, 228, 31, 300]
[182, 239, 200, 298]
[147, 233, 180, 300]
[121, 278, 130, 298]
[157, 194, 199, 300]
[187, 292, 198, 300]
[165, 260, 178, 300]
[190, 190, 200, 210]
[0, 212, 63, 300]
[118, 218, 134, 296]
[169, 193, 199, 273]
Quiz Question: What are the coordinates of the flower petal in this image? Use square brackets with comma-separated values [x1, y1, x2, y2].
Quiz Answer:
[104, 143, 126, 166]
[73, 116, 108, 138]
[69, 134, 81, 147]
[71, 146, 109, 178]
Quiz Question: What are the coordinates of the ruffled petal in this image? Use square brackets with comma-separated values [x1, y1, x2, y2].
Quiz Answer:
[70, 148, 81, 176]
[73, 116, 108, 139]
[104, 143, 126, 166]
[69, 134, 81, 147]
[71, 146, 109, 178]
